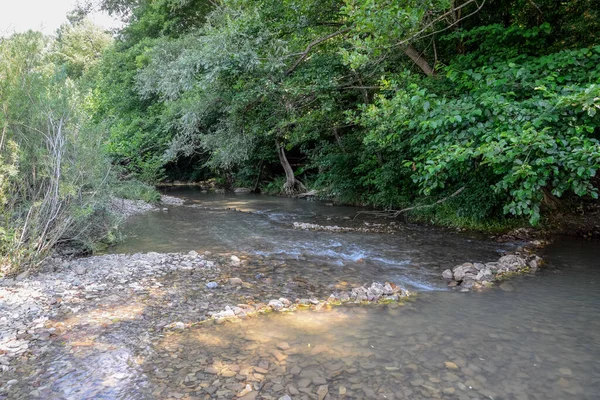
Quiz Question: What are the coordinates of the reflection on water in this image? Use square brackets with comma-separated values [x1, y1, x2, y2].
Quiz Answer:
[2, 191, 599, 399]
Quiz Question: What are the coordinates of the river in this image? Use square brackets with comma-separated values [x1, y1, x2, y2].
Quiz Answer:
[1, 188, 599, 399]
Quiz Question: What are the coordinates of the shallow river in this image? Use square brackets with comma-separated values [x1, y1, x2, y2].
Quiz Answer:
[4, 189, 600, 399]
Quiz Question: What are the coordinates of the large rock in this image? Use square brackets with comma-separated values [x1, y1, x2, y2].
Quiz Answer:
[498, 255, 527, 271]
[442, 269, 454, 280]
[452, 263, 479, 282]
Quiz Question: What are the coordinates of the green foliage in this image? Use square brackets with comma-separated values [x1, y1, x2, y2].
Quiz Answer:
[111, 180, 161, 203]
[86, 0, 600, 229]
[355, 44, 600, 225]
[52, 19, 112, 79]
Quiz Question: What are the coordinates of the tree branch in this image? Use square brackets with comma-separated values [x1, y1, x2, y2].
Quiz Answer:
[354, 187, 466, 219]
[394, 0, 487, 47]
[285, 27, 351, 76]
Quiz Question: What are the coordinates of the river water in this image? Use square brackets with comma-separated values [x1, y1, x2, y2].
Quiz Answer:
[3, 189, 600, 399]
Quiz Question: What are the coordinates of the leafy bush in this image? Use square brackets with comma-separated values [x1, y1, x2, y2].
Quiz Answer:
[111, 180, 161, 203]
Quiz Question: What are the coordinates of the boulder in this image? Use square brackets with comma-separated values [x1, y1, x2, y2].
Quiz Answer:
[442, 269, 454, 280]
[452, 263, 478, 282]
[498, 255, 527, 271]
[476, 267, 493, 281]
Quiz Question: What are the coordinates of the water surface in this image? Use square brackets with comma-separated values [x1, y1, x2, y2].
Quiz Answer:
[3, 191, 599, 399]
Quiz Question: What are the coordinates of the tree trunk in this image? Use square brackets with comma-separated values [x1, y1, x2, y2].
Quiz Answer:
[402, 44, 435, 76]
[276, 137, 306, 195]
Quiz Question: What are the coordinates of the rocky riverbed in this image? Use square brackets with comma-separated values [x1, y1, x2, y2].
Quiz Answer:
[0, 249, 411, 384]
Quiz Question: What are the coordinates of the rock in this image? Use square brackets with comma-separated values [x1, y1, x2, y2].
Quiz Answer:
[312, 377, 327, 385]
[205, 281, 218, 289]
[316, 385, 329, 400]
[383, 282, 401, 294]
[279, 298, 291, 307]
[443, 387, 455, 395]
[498, 254, 527, 271]
[229, 277, 243, 285]
[277, 342, 290, 350]
[174, 322, 185, 330]
[452, 263, 478, 282]
[268, 299, 285, 311]
[279, 396, 292, 400]
[476, 267, 493, 281]
[231, 255, 241, 266]
[339, 386, 347, 395]
[237, 384, 253, 397]
[442, 269, 454, 280]
[444, 361, 459, 370]
[528, 255, 544, 271]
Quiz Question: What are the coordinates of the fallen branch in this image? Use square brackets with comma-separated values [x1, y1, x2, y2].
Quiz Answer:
[354, 187, 466, 219]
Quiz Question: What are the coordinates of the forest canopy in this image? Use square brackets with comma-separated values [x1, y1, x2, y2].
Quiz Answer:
[86, 0, 599, 227]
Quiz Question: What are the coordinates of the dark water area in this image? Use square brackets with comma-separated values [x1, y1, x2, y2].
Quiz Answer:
[3, 190, 599, 399]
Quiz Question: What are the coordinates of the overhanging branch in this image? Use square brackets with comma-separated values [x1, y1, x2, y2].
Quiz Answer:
[285, 27, 351, 76]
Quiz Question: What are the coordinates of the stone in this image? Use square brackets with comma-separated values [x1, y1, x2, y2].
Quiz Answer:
[442, 269, 454, 280]
[279, 396, 292, 400]
[205, 281, 218, 289]
[277, 342, 290, 350]
[312, 376, 327, 385]
[173, 322, 185, 330]
[498, 254, 527, 270]
[231, 255, 241, 266]
[268, 300, 284, 311]
[339, 386, 347, 395]
[476, 267, 493, 281]
[528, 255, 543, 271]
[237, 384, 253, 397]
[316, 385, 329, 400]
[229, 277, 243, 285]
[444, 361, 459, 370]
[452, 263, 478, 282]
[443, 387, 455, 395]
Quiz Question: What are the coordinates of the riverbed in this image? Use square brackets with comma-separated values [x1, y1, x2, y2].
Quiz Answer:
[1, 188, 599, 399]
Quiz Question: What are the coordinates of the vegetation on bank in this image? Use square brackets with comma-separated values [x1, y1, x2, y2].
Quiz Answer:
[0, 23, 159, 275]
[90, 0, 599, 228]
[1, 0, 599, 273]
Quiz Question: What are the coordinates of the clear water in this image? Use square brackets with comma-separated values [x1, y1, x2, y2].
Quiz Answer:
[2, 190, 599, 399]
[112, 188, 514, 291]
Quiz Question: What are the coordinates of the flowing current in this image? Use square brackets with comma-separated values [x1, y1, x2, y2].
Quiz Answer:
[2, 187, 599, 400]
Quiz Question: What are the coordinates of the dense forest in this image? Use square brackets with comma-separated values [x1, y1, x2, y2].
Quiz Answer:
[1, 0, 599, 272]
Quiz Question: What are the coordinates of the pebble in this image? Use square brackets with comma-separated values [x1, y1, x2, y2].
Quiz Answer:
[445, 361, 459, 370]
